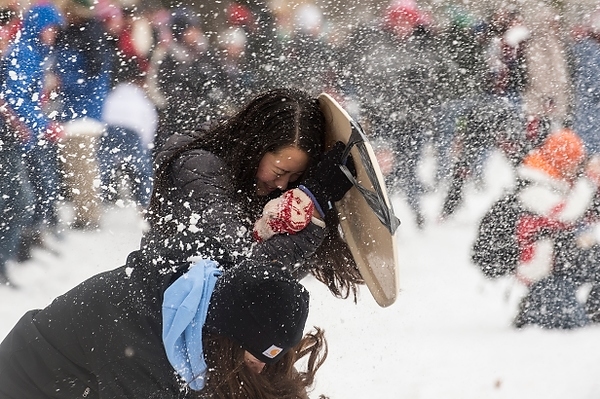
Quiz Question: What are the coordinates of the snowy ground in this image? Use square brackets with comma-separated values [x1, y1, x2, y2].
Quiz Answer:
[1, 149, 599, 398]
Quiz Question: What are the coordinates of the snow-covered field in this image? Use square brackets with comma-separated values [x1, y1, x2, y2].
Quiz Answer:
[1, 150, 599, 398]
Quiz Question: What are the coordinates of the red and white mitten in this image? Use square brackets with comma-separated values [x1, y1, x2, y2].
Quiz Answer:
[253, 188, 315, 242]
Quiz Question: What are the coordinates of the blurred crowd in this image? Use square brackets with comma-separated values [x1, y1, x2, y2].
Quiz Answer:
[1, 0, 600, 328]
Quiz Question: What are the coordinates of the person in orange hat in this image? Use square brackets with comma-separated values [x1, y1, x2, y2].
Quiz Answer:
[472, 128, 600, 328]
[513, 129, 589, 285]
[521, 128, 586, 183]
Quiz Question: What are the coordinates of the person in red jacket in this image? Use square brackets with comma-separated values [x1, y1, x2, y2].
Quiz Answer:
[473, 128, 600, 328]
[512, 128, 600, 329]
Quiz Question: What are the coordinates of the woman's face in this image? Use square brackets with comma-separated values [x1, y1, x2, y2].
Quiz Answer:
[244, 351, 266, 374]
[39, 25, 59, 46]
[255, 146, 310, 196]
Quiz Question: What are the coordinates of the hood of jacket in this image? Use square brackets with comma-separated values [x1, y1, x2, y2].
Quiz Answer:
[16, 4, 64, 53]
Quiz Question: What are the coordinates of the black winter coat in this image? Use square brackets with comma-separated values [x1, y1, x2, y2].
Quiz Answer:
[142, 133, 326, 271]
[0, 250, 190, 399]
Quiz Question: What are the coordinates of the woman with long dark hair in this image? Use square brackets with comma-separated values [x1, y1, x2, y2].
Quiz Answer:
[144, 88, 363, 300]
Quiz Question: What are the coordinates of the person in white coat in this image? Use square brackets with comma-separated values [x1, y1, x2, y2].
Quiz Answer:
[98, 67, 157, 207]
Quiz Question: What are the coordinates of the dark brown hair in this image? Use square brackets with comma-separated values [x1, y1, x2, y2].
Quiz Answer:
[195, 329, 328, 399]
[150, 88, 325, 212]
[149, 88, 363, 300]
[308, 211, 363, 301]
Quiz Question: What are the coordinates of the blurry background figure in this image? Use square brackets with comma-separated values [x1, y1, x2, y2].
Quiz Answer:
[485, 8, 530, 108]
[215, 26, 253, 114]
[512, 129, 600, 329]
[521, 3, 570, 144]
[268, 0, 295, 40]
[144, 7, 171, 110]
[99, 65, 156, 209]
[151, 7, 225, 155]
[95, 0, 125, 87]
[433, 5, 488, 187]
[570, 8, 600, 155]
[227, 1, 284, 92]
[340, 0, 451, 228]
[285, 2, 334, 91]
[95, 0, 124, 39]
[114, 6, 153, 79]
[1, 3, 64, 264]
[438, 7, 529, 220]
[54, 0, 112, 230]
[472, 129, 600, 329]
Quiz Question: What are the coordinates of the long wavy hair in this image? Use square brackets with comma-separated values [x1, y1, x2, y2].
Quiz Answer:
[149, 88, 363, 299]
[194, 329, 328, 399]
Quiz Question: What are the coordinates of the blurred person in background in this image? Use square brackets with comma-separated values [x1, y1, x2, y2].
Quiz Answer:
[284, 3, 334, 91]
[0, 3, 64, 266]
[95, 0, 125, 88]
[340, 0, 453, 228]
[114, 6, 154, 78]
[512, 129, 600, 328]
[521, 3, 570, 146]
[434, 6, 490, 186]
[151, 7, 225, 155]
[570, 8, 600, 155]
[438, 7, 529, 220]
[228, 1, 285, 92]
[54, 0, 113, 230]
[472, 129, 600, 329]
[144, 6, 171, 110]
[98, 64, 156, 209]
[214, 25, 255, 114]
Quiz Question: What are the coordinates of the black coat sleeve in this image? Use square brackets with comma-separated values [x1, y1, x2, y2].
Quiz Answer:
[0, 251, 190, 399]
[146, 144, 325, 269]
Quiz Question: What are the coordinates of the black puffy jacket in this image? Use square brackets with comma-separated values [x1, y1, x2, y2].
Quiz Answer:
[142, 133, 326, 271]
[0, 250, 190, 399]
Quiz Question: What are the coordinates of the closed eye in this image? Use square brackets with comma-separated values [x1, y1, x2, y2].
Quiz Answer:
[289, 172, 303, 182]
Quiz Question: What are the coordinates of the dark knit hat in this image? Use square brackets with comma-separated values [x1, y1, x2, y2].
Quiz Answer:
[204, 262, 309, 364]
[170, 8, 201, 41]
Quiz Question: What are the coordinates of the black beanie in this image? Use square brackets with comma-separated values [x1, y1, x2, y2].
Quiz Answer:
[170, 8, 201, 41]
[203, 262, 309, 364]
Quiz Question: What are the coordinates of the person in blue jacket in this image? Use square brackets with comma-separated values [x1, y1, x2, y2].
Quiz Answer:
[0, 3, 64, 276]
[53, 0, 114, 229]
[55, 0, 112, 126]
